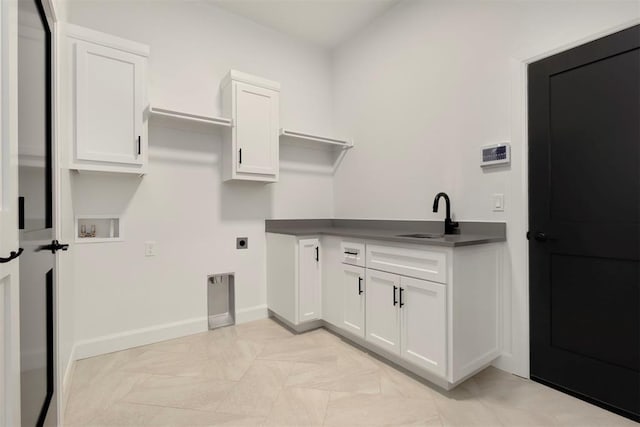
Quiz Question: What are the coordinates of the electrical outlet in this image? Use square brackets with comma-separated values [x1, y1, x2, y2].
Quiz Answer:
[145, 241, 157, 257]
[492, 194, 504, 212]
[236, 237, 248, 249]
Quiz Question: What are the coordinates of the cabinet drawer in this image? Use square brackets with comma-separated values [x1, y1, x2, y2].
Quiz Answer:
[341, 241, 365, 267]
[366, 244, 447, 283]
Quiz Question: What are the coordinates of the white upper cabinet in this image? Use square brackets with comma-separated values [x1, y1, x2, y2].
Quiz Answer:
[298, 238, 321, 322]
[64, 25, 149, 174]
[221, 71, 280, 182]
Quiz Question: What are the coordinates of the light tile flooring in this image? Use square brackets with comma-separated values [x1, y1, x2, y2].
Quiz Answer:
[65, 319, 635, 427]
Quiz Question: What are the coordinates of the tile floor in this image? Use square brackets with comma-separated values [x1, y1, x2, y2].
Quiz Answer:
[64, 319, 636, 426]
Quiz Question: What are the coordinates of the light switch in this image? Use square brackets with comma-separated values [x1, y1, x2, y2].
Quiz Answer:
[493, 194, 504, 212]
[145, 241, 157, 257]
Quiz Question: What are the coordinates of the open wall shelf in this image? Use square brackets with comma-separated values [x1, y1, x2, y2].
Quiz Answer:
[150, 107, 232, 128]
[279, 129, 354, 150]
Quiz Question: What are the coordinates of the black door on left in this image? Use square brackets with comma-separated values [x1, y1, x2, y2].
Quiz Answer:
[18, 0, 58, 426]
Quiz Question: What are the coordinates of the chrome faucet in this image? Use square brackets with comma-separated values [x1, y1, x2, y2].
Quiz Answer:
[433, 192, 459, 234]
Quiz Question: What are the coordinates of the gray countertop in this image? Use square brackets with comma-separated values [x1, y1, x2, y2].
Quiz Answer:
[265, 219, 506, 247]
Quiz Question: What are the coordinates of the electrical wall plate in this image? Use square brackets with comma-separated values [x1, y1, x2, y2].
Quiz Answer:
[481, 143, 511, 168]
[236, 237, 248, 249]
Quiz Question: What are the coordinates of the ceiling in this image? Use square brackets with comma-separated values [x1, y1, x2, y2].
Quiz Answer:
[209, 0, 400, 48]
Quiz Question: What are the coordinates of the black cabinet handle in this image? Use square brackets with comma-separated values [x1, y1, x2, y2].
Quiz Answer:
[393, 285, 398, 306]
[239, 148, 242, 164]
[358, 277, 363, 295]
[399, 287, 405, 308]
[315, 246, 319, 262]
[0, 248, 23, 264]
[18, 196, 24, 230]
[137, 136, 141, 155]
[344, 251, 358, 256]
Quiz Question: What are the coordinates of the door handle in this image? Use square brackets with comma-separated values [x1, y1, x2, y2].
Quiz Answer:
[239, 148, 242, 164]
[358, 277, 363, 295]
[534, 232, 547, 242]
[0, 248, 23, 264]
[393, 285, 398, 306]
[399, 287, 405, 308]
[315, 246, 319, 262]
[37, 240, 69, 254]
[137, 136, 141, 155]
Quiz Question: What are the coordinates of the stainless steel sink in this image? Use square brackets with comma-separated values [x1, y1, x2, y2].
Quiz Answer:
[397, 233, 444, 239]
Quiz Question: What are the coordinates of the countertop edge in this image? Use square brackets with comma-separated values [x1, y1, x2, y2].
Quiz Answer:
[265, 228, 506, 247]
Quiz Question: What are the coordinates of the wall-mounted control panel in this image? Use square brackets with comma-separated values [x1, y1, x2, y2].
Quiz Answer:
[481, 143, 510, 168]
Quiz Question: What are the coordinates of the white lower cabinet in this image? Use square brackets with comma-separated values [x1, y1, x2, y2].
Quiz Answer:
[400, 276, 446, 378]
[365, 269, 447, 377]
[268, 233, 502, 389]
[266, 233, 321, 327]
[342, 264, 365, 338]
[365, 269, 401, 355]
[298, 238, 321, 322]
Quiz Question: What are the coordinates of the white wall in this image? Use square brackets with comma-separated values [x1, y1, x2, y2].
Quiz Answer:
[64, 0, 335, 357]
[331, 0, 639, 376]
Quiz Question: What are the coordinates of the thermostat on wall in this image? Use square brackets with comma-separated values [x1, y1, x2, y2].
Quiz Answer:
[480, 143, 510, 168]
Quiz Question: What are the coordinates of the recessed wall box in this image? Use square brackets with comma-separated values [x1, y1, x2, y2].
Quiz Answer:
[481, 143, 510, 168]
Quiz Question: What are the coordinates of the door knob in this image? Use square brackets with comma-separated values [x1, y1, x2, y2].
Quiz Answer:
[534, 232, 548, 242]
[527, 231, 554, 242]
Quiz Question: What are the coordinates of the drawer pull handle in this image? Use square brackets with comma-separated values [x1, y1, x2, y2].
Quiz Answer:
[344, 251, 358, 256]
[399, 287, 405, 308]
[358, 277, 363, 295]
[393, 285, 398, 306]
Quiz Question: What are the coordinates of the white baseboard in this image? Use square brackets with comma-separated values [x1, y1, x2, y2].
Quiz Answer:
[60, 344, 77, 425]
[235, 304, 268, 324]
[492, 352, 525, 377]
[74, 316, 208, 360]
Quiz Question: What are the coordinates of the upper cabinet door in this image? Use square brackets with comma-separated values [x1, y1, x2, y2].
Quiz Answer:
[221, 71, 280, 182]
[298, 238, 321, 323]
[74, 40, 146, 167]
[235, 82, 279, 176]
[400, 276, 447, 378]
